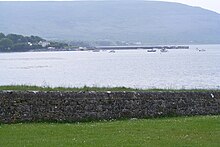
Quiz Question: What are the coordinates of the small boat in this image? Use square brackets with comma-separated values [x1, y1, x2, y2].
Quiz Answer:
[109, 50, 115, 53]
[92, 49, 100, 52]
[198, 49, 206, 52]
[196, 48, 206, 52]
[147, 49, 156, 52]
[160, 48, 168, 52]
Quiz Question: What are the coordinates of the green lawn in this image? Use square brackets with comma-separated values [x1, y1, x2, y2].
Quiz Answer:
[0, 85, 219, 92]
[0, 116, 220, 147]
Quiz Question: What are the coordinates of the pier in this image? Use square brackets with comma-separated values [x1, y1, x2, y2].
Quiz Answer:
[95, 45, 189, 50]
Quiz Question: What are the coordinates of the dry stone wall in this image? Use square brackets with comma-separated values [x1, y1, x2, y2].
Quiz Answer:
[0, 91, 220, 123]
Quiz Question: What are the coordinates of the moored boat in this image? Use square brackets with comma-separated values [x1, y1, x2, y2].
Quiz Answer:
[109, 50, 116, 53]
[196, 48, 206, 52]
[92, 49, 100, 52]
[147, 49, 156, 52]
[160, 48, 168, 52]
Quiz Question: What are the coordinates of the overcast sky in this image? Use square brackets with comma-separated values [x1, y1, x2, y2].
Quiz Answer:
[155, 0, 220, 13]
[0, 0, 220, 14]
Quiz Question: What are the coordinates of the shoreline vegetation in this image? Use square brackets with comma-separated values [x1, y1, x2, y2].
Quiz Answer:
[0, 32, 191, 53]
[0, 32, 69, 52]
[0, 85, 219, 92]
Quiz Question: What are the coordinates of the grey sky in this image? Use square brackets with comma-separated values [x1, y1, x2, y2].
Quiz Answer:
[154, 0, 220, 13]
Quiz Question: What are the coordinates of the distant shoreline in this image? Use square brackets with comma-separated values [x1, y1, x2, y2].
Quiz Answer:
[0, 45, 190, 53]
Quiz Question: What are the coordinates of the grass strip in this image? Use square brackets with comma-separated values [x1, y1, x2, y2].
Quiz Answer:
[0, 116, 219, 146]
[0, 85, 219, 92]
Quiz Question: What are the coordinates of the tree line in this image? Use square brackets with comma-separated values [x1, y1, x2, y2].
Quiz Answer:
[0, 33, 68, 52]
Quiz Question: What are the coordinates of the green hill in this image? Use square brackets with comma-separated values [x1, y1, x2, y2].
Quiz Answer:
[1, 1, 220, 44]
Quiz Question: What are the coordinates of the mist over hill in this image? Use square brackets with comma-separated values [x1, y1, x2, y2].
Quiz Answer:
[0, 1, 220, 44]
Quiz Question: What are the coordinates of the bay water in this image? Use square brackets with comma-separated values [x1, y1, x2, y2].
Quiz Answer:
[0, 44, 219, 89]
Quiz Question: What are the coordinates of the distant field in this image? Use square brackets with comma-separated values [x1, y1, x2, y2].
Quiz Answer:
[0, 85, 219, 92]
[0, 116, 219, 146]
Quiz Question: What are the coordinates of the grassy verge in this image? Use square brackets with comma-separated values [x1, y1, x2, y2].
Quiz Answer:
[0, 85, 219, 92]
[0, 116, 219, 146]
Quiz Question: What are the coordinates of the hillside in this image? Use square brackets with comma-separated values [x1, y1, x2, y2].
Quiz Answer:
[0, 1, 220, 44]
[0, 33, 68, 52]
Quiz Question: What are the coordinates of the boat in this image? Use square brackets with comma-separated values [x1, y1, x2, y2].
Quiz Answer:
[160, 48, 168, 52]
[109, 50, 115, 53]
[198, 49, 206, 52]
[92, 49, 100, 52]
[147, 49, 156, 52]
[196, 48, 206, 52]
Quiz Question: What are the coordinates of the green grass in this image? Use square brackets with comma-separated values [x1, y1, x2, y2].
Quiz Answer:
[0, 116, 219, 146]
[0, 85, 219, 92]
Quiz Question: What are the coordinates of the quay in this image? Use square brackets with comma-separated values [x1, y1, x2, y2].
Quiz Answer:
[95, 45, 189, 50]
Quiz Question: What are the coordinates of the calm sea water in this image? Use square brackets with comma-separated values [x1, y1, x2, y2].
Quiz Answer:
[0, 44, 220, 89]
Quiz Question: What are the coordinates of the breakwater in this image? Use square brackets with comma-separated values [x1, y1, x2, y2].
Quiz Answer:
[0, 91, 219, 123]
[95, 45, 189, 50]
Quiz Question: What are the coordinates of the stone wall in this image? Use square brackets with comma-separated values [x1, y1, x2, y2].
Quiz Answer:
[0, 91, 219, 123]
